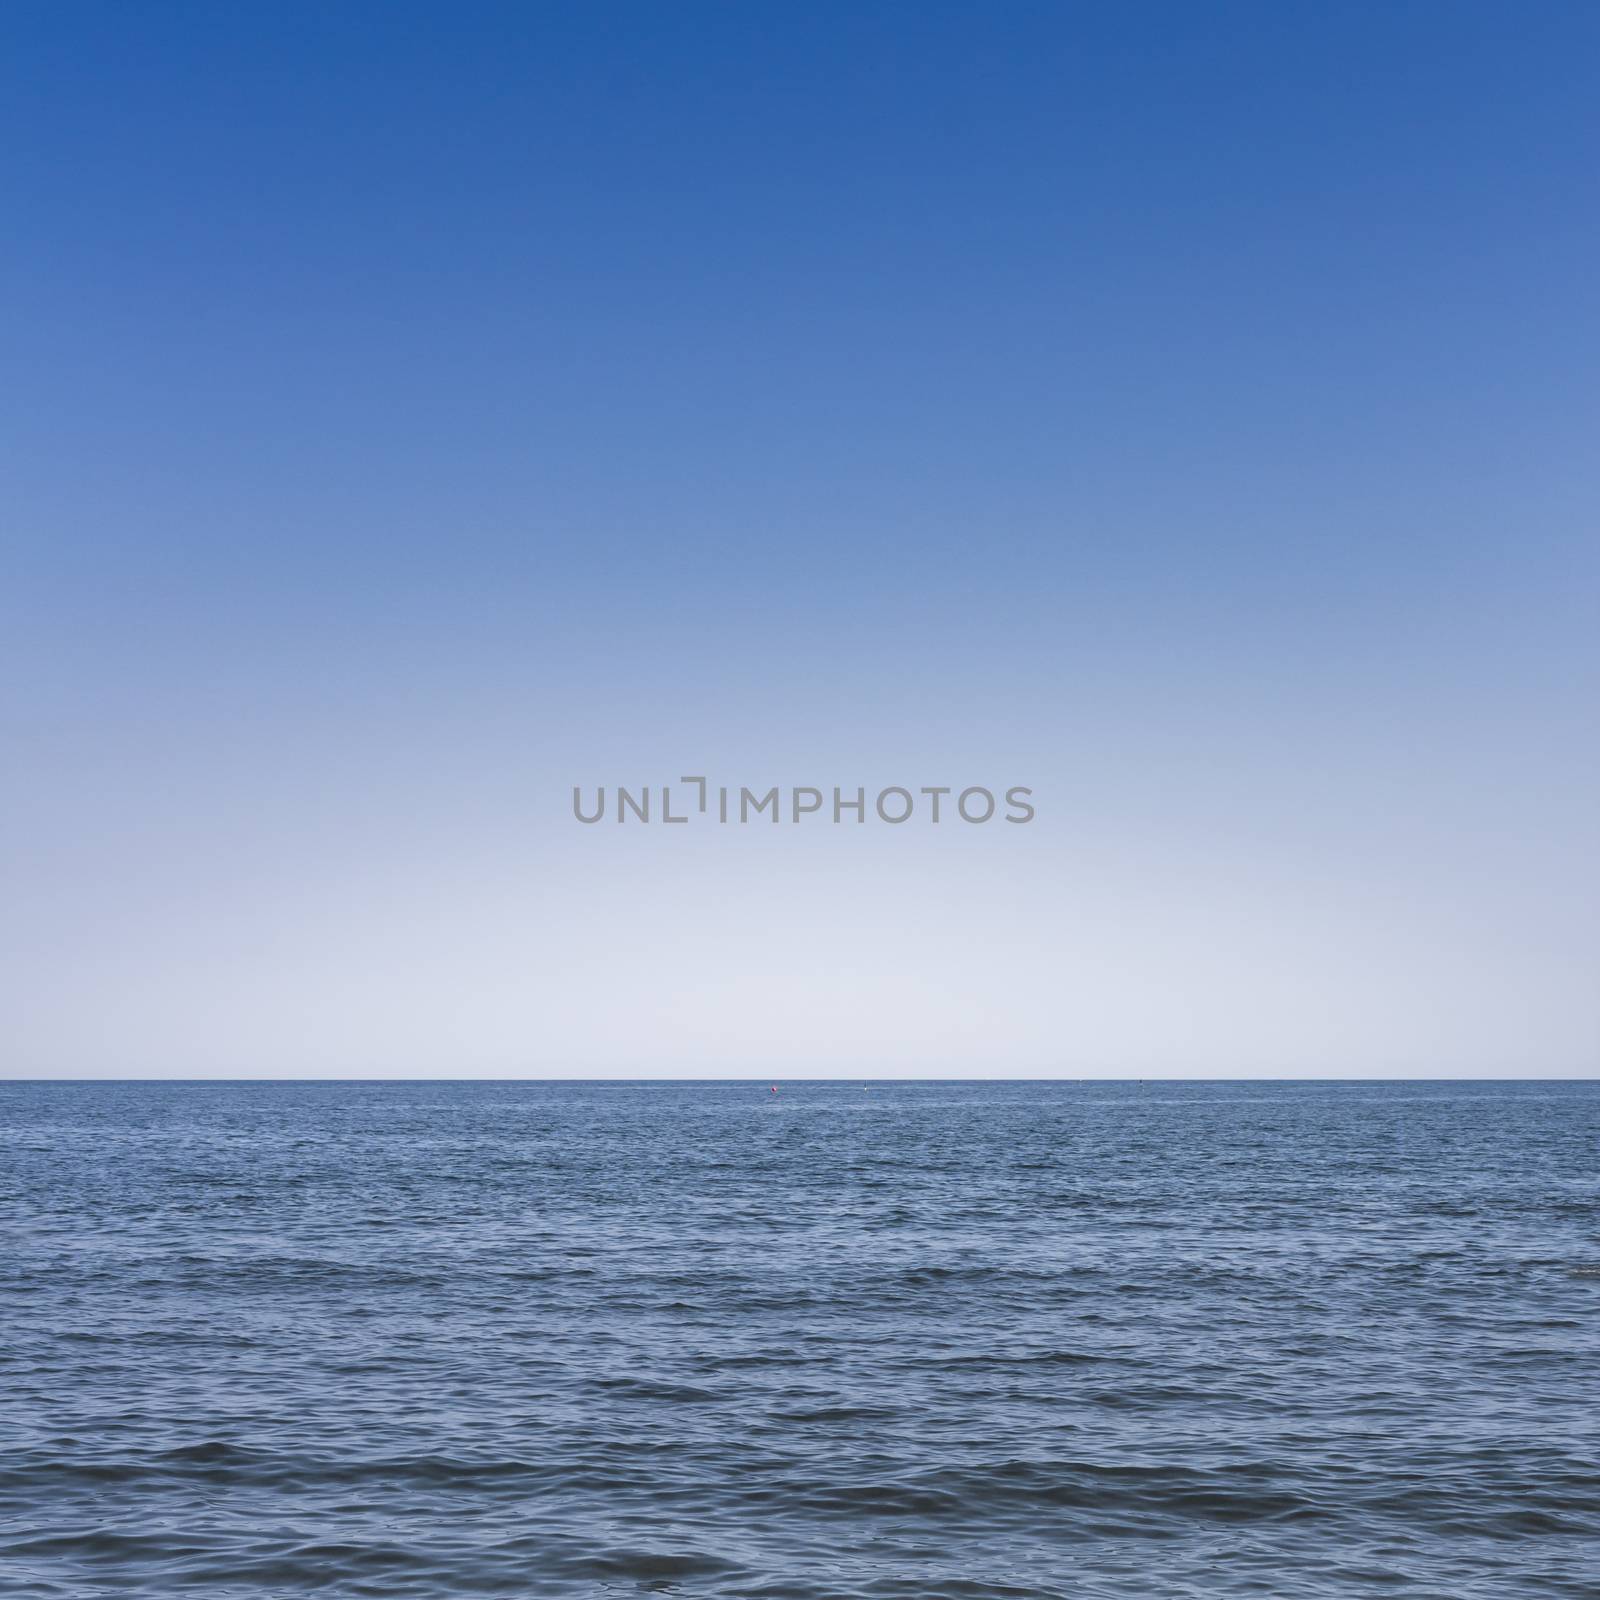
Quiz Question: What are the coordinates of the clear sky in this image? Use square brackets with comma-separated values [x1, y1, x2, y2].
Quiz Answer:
[3, 2, 1596, 1077]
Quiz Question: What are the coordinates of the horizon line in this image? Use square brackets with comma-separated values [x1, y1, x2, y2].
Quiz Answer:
[3, 1076, 1596, 1085]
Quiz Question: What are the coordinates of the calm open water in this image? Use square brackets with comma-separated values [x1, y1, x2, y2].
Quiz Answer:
[1, 1080, 1596, 1598]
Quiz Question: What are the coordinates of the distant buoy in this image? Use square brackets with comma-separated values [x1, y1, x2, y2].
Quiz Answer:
[770, 1084, 779, 1094]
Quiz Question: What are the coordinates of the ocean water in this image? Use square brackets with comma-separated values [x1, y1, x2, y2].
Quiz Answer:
[1, 1080, 1596, 1599]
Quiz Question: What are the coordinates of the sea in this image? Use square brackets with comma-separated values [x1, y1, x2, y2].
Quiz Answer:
[1, 1079, 1596, 1598]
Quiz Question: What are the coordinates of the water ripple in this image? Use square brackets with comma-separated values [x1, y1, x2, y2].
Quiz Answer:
[1, 1079, 1596, 1597]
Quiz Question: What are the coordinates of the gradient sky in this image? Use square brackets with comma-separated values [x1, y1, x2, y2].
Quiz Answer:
[3, 2, 1597, 1077]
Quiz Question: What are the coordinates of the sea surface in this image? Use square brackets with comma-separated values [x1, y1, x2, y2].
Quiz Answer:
[1, 1080, 1596, 1598]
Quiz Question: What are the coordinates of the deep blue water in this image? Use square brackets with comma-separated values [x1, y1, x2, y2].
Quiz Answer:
[1, 1080, 1596, 1598]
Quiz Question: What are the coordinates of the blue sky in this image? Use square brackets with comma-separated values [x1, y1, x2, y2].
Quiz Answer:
[3, 3, 1596, 1075]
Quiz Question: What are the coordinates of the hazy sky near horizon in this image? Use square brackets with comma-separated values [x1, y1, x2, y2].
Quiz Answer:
[3, 2, 1597, 1077]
